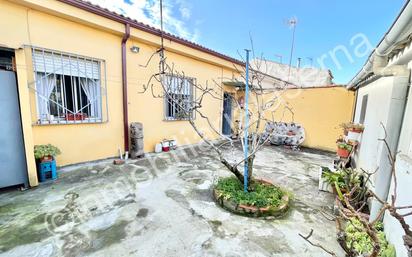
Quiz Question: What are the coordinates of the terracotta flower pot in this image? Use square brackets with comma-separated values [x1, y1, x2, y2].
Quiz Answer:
[40, 155, 53, 163]
[348, 128, 363, 133]
[337, 148, 350, 158]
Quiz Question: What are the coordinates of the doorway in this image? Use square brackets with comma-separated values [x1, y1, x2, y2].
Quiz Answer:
[222, 92, 233, 136]
[0, 48, 28, 188]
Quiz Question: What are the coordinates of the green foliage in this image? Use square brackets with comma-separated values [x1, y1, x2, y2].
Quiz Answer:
[322, 169, 346, 189]
[215, 177, 285, 208]
[340, 122, 365, 131]
[345, 218, 396, 257]
[337, 142, 353, 151]
[34, 144, 61, 159]
[322, 168, 361, 192]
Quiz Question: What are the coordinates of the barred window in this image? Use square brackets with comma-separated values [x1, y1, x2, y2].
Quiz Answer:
[31, 47, 107, 124]
[164, 75, 195, 120]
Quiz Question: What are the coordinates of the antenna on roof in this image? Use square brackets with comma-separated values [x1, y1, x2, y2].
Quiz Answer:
[307, 57, 313, 67]
[159, 0, 165, 73]
[297, 57, 302, 68]
[286, 17, 298, 83]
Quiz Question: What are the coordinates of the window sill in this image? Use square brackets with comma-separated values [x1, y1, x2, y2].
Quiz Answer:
[163, 116, 196, 122]
[34, 119, 105, 126]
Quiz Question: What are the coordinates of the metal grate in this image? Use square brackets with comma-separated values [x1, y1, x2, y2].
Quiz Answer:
[163, 74, 195, 120]
[29, 47, 108, 124]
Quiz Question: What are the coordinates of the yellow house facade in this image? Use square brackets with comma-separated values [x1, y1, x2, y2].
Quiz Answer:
[0, 0, 354, 188]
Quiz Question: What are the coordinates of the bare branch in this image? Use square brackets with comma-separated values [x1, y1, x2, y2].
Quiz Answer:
[299, 229, 338, 257]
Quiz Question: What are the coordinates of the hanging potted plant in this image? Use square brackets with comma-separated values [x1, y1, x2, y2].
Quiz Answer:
[341, 122, 364, 141]
[336, 142, 353, 158]
[34, 144, 61, 162]
[348, 123, 364, 133]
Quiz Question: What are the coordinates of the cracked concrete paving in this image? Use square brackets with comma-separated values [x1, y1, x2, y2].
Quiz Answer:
[0, 144, 345, 257]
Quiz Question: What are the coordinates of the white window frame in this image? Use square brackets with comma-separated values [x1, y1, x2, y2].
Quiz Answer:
[30, 47, 108, 125]
[163, 74, 195, 121]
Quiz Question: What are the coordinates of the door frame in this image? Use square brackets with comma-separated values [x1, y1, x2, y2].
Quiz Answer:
[222, 92, 234, 136]
[0, 48, 29, 188]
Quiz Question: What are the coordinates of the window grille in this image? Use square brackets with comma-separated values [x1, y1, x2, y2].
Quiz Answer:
[30, 47, 108, 124]
[163, 74, 195, 120]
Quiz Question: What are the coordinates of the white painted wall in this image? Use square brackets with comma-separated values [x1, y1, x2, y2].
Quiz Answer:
[353, 76, 409, 183]
[353, 74, 411, 256]
[384, 63, 412, 257]
[398, 61, 412, 157]
[399, 87, 412, 156]
[409, 142, 412, 157]
[383, 154, 412, 257]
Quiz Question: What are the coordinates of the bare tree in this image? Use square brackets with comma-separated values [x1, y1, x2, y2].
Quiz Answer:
[138, 44, 293, 190]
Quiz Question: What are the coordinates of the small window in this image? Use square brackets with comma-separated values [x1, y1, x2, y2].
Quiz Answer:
[163, 74, 195, 120]
[359, 94, 368, 124]
[31, 48, 107, 124]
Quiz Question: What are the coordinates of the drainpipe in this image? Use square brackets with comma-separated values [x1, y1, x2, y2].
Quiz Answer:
[122, 23, 130, 152]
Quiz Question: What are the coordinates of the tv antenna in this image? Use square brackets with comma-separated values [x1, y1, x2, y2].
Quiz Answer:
[307, 57, 314, 67]
[286, 17, 298, 83]
[159, 0, 165, 73]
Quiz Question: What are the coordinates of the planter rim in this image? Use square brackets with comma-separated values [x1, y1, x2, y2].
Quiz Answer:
[213, 178, 290, 218]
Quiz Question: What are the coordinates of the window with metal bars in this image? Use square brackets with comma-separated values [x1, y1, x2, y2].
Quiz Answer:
[31, 47, 107, 124]
[163, 74, 195, 120]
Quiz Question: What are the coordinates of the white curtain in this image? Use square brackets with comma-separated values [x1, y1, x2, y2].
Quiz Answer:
[36, 72, 55, 121]
[79, 78, 101, 119]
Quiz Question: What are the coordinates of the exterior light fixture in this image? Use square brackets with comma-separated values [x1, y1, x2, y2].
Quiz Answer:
[130, 46, 140, 53]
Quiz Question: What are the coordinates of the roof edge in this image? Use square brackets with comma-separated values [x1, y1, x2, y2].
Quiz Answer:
[57, 0, 244, 66]
[347, 0, 412, 89]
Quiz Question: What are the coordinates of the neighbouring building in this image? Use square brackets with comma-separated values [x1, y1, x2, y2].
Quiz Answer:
[254, 58, 334, 89]
[348, 1, 412, 256]
[0, 0, 354, 189]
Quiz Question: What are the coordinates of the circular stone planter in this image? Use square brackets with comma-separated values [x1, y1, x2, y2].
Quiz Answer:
[213, 178, 290, 218]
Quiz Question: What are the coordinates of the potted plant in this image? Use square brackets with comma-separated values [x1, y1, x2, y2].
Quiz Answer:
[322, 169, 346, 193]
[34, 144, 61, 162]
[348, 123, 364, 133]
[65, 113, 87, 121]
[340, 122, 365, 135]
[337, 142, 353, 158]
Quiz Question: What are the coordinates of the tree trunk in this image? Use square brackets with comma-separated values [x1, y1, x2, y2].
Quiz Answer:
[220, 158, 244, 184]
[247, 155, 255, 189]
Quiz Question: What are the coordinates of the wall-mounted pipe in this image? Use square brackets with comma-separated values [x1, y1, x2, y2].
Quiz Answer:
[348, 0, 412, 88]
[122, 23, 130, 152]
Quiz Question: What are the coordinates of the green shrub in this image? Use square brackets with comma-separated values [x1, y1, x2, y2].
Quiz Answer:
[34, 144, 61, 159]
[322, 169, 346, 189]
[337, 142, 353, 151]
[345, 218, 396, 257]
[215, 177, 285, 208]
[322, 168, 361, 192]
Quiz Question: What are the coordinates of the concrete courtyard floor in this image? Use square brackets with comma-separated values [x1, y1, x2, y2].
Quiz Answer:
[0, 144, 344, 257]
